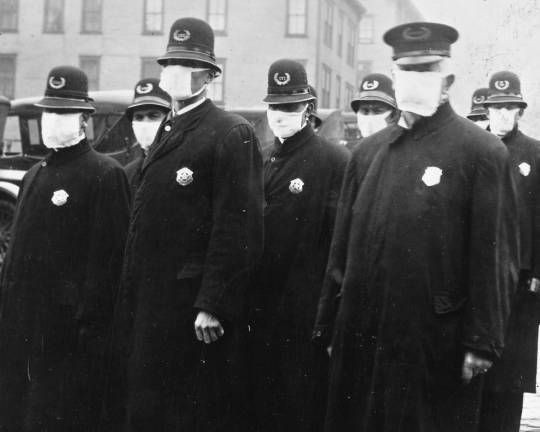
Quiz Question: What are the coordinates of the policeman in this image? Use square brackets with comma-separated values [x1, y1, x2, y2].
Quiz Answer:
[466, 87, 490, 129]
[350, 73, 398, 138]
[113, 17, 263, 431]
[250, 59, 349, 432]
[124, 77, 171, 194]
[314, 22, 518, 432]
[479, 71, 540, 432]
[0, 65, 130, 431]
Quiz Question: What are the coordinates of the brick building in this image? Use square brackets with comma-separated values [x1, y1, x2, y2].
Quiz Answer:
[0, 0, 366, 109]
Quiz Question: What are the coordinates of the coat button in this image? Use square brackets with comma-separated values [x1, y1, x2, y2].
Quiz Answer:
[41, 161, 47, 167]
[270, 157, 276, 162]
[164, 125, 171, 132]
[314, 330, 322, 338]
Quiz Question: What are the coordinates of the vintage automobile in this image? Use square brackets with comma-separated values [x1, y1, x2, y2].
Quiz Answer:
[0, 91, 359, 267]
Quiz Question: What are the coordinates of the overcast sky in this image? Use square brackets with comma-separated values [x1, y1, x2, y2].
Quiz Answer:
[410, 0, 540, 136]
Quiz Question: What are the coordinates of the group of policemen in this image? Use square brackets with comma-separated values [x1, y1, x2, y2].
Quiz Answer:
[0, 15, 537, 432]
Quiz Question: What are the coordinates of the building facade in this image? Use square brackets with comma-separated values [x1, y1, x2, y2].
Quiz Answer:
[0, 0, 365, 109]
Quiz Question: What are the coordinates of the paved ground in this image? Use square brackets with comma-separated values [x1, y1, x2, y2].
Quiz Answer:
[521, 328, 540, 431]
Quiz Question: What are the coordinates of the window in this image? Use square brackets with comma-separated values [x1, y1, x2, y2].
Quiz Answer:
[0, 55, 16, 99]
[335, 75, 341, 108]
[141, 57, 161, 79]
[207, 60, 225, 104]
[0, 0, 18, 32]
[286, 0, 307, 36]
[79, 56, 100, 91]
[3, 115, 21, 154]
[81, 0, 102, 33]
[321, 64, 331, 108]
[43, 0, 64, 33]
[143, 0, 163, 34]
[323, 1, 334, 48]
[207, 0, 227, 34]
[346, 19, 357, 67]
[357, 60, 372, 86]
[337, 11, 344, 57]
[345, 82, 354, 108]
[359, 15, 374, 44]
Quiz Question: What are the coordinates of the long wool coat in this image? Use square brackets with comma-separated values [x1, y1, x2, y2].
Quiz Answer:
[112, 99, 264, 432]
[485, 127, 540, 393]
[0, 141, 130, 432]
[314, 103, 520, 432]
[250, 124, 349, 432]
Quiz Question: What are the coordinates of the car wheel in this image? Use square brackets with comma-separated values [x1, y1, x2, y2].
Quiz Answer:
[0, 199, 15, 270]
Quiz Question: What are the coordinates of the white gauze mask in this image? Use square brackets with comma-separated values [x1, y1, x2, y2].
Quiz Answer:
[132, 120, 162, 151]
[393, 69, 446, 117]
[488, 107, 520, 137]
[159, 65, 209, 100]
[357, 111, 391, 137]
[474, 119, 490, 130]
[267, 105, 308, 141]
[41, 112, 85, 149]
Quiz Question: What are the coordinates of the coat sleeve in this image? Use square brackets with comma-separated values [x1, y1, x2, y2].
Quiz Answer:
[462, 143, 520, 358]
[75, 165, 131, 328]
[313, 153, 359, 344]
[194, 123, 264, 323]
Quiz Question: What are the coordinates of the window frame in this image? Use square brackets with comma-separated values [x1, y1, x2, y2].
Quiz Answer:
[346, 18, 357, 67]
[335, 74, 341, 108]
[358, 14, 374, 44]
[206, 58, 226, 105]
[206, 0, 228, 36]
[323, 0, 334, 49]
[0, 54, 16, 99]
[321, 63, 332, 108]
[0, 0, 18, 33]
[43, 0, 65, 34]
[285, 0, 307, 38]
[81, 0, 102, 34]
[142, 0, 164, 35]
[79, 55, 101, 91]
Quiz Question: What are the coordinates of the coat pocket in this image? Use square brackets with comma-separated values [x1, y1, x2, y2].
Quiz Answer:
[432, 295, 467, 314]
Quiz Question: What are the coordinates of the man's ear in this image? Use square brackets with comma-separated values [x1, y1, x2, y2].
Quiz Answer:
[444, 74, 455, 90]
[305, 102, 314, 116]
[518, 107, 525, 118]
[205, 70, 215, 85]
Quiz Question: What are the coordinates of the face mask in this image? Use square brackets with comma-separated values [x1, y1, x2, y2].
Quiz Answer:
[474, 119, 490, 130]
[132, 120, 162, 151]
[267, 106, 308, 141]
[393, 69, 445, 117]
[41, 112, 85, 149]
[159, 65, 208, 100]
[357, 111, 391, 137]
[488, 107, 519, 137]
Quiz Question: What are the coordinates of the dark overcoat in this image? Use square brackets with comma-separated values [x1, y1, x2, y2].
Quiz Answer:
[113, 99, 264, 432]
[313, 103, 520, 432]
[124, 154, 144, 197]
[0, 141, 130, 432]
[250, 124, 349, 432]
[485, 127, 540, 393]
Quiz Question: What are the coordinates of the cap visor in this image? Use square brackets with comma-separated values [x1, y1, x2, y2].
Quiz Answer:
[485, 95, 527, 108]
[394, 55, 446, 66]
[157, 51, 222, 75]
[128, 98, 171, 111]
[351, 93, 397, 110]
[467, 107, 488, 117]
[263, 94, 315, 104]
[35, 96, 95, 112]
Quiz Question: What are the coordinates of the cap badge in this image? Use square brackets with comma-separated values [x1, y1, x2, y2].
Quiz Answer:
[519, 162, 531, 177]
[422, 166, 443, 187]
[48, 76, 67, 90]
[289, 178, 304, 194]
[402, 26, 432, 41]
[176, 167, 194, 186]
[274, 72, 291, 86]
[51, 189, 69, 206]
[473, 95, 485, 104]
[173, 29, 191, 42]
[494, 80, 510, 91]
[362, 80, 379, 91]
[136, 83, 154, 94]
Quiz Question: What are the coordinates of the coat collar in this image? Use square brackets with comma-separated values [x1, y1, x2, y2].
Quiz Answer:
[501, 126, 521, 144]
[272, 123, 315, 157]
[45, 139, 92, 166]
[408, 102, 457, 141]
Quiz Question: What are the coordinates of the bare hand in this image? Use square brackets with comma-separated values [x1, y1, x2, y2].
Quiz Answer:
[327, 345, 333, 357]
[194, 311, 224, 344]
[462, 351, 493, 384]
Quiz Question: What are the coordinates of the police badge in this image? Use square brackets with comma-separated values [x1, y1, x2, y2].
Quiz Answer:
[422, 167, 443, 187]
[51, 189, 69, 206]
[289, 178, 304, 194]
[176, 167, 194, 186]
[519, 162, 531, 177]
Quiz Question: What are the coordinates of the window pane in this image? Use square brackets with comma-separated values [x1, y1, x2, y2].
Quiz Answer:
[144, 0, 163, 33]
[80, 56, 100, 91]
[0, 55, 15, 99]
[287, 0, 306, 35]
[0, 0, 17, 31]
[208, 0, 227, 32]
[82, 0, 102, 33]
[359, 15, 374, 43]
[3, 115, 21, 154]
[44, 0, 64, 33]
